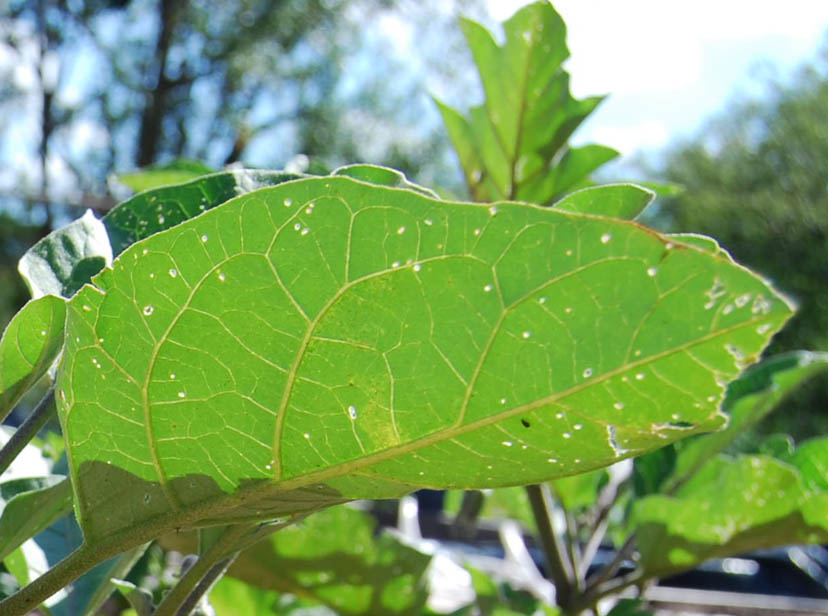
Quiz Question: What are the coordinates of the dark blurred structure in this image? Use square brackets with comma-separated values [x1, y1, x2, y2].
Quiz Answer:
[651, 48, 828, 441]
[0, 0, 484, 326]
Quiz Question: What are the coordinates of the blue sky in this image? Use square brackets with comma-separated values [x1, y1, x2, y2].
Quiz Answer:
[489, 1, 828, 159]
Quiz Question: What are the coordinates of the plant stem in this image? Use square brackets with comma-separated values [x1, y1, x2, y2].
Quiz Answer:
[153, 523, 254, 616]
[584, 534, 636, 590]
[0, 388, 55, 477]
[172, 553, 238, 616]
[564, 510, 582, 593]
[526, 484, 574, 608]
[0, 541, 107, 615]
[579, 514, 609, 580]
[572, 568, 646, 613]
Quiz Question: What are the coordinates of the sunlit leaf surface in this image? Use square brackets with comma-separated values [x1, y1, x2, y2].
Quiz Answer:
[57, 177, 791, 543]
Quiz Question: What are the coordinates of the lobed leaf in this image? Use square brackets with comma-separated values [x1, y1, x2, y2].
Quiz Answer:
[435, 2, 613, 204]
[57, 177, 791, 545]
[635, 437, 828, 576]
[0, 296, 66, 422]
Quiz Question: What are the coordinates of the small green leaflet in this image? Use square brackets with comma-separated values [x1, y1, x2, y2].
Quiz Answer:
[0, 296, 66, 422]
[18, 210, 111, 299]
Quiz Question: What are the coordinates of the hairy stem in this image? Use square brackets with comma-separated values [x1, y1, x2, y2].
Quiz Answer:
[153, 523, 254, 616]
[0, 388, 55, 477]
[0, 541, 111, 615]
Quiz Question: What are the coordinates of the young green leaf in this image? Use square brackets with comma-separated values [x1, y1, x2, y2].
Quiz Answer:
[116, 159, 216, 194]
[110, 579, 154, 616]
[435, 1, 612, 203]
[0, 476, 72, 562]
[635, 438, 828, 577]
[58, 177, 791, 546]
[223, 506, 430, 615]
[553, 184, 654, 220]
[0, 296, 66, 422]
[103, 168, 303, 256]
[18, 210, 112, 299]
[2, 547, 28, 588]
[333, 164, 439, 199]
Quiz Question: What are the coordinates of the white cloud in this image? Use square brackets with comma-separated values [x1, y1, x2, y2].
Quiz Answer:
[487, 1, 828, 156]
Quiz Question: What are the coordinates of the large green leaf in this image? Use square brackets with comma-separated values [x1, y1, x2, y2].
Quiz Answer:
[0, 296, 66, 422]
[18, 210, 112, 299]
[435, 2, 613, 204]
[57, 177, 791, 546]
[635, 437, 828, 577]
[103, 168, 302, 256]
[223, 506, 430, 615]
